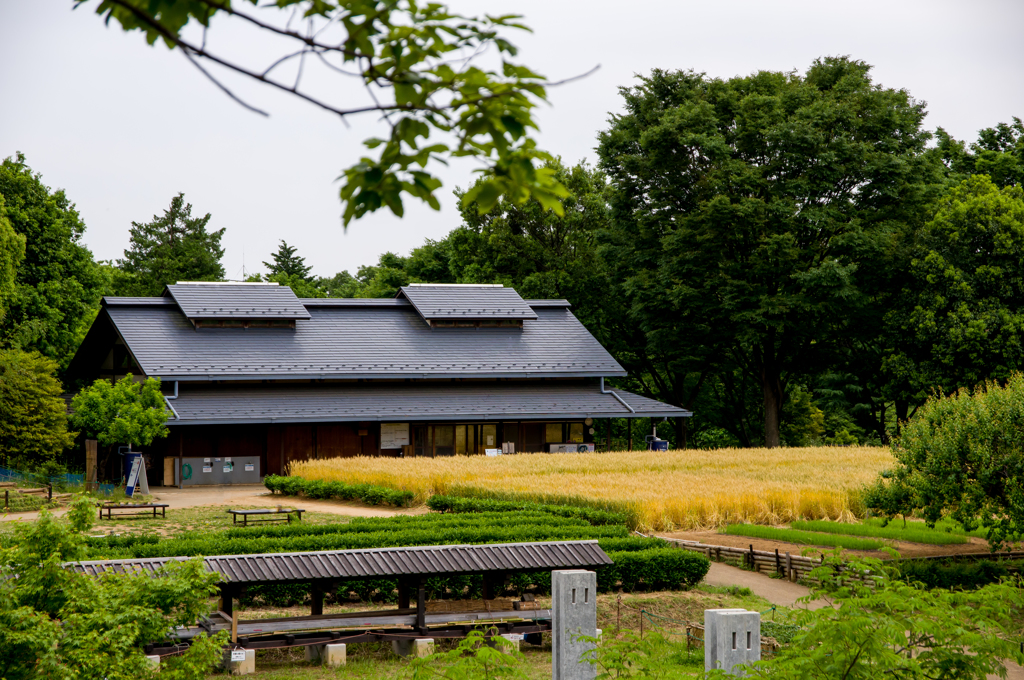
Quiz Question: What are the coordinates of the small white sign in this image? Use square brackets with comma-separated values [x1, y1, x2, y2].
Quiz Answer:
[230, 650, 246, 662]
[244, 464, 254, 472]
[504, 634, 524, 642]
[202, 466, 212, 473]
[485, 448, 500, 456]
[223, 466, 231, 473]
[204, 458, 211, 463]
[225, 457, 232, 462]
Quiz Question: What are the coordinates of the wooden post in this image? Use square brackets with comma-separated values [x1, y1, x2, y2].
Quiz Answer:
[606, 419, 612, 452]
[775, 548, 781, 576]
[628, 419, 632, 452]
[398, 579, 410, 609]
[311, 582, 324, 616]
[230, 610, 238, 644]
[85, 439, 98, 492]
[786, 552, 793, 582]
[220, 584, 234, 618]
[416, 579, 426, 632]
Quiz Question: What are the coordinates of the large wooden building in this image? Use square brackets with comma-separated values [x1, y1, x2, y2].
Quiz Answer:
[66, 282, 688, 481]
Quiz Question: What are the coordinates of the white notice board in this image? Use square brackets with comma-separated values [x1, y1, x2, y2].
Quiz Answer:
[380, 423, 410, 449]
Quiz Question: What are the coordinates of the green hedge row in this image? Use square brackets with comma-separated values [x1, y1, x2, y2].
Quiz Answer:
[222, 511, 586, 540]
[897, 558, 1023, 589]
[239, 547, 710, 607]
[86, 523, 631, 560]
[426, 495, 627, 526]
[264, 475, 414, 507]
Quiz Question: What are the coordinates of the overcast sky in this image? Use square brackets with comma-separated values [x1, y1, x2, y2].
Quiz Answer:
[2, 0, 1022, 280]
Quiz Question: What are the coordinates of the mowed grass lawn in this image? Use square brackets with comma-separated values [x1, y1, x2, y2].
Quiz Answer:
[290, 446, 892, 531]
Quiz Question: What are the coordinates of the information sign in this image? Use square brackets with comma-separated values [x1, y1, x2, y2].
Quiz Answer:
[380, 423, 410, 449]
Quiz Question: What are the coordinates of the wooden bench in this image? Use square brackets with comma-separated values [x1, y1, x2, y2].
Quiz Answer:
[99, 503, 168, 520]
[227, 508, 305, 526]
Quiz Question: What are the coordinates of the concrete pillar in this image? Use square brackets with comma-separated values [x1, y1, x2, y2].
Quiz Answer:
[552, 570, 597, 680]
[704, 609, 760, 676]
[392, 638, 434, 658]
[221, 648, 255, 675]
[306, 643, 346, 667]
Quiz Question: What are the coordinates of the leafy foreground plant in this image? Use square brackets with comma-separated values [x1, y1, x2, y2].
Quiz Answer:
[578, 629, 701, 679]
[404, 629, 525, 680]
[0, 496, 227, 680]
[718, 551, 1024, 679]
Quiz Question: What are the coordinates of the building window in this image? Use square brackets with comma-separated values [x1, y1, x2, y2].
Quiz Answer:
[434, 426, 455, 457]
[569, 423, 585, 443]
[480, 424, 497, 450]
[545, 423, 563, 444]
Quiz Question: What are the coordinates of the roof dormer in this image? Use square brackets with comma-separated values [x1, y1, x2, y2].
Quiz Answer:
[164, 282, 311, 328]
[396, 284, 538, 328]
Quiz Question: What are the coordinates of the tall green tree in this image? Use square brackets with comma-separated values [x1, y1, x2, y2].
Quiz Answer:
[0, 194, 26, 323]
[0, 349, 77, 469]
[0, 153, 103, 365]
[884, 175, 1024, 396]
[70, 375, 169, 450]
[263, 240, 313, 281]
[117, 193, 225, 296]
[937, 117, 1024, 188]
[596, 58, 934, 447]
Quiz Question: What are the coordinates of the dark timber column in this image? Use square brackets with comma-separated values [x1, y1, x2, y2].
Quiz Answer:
[311, 582, 324, 616]
[628, 419, 633, 452]
[398, 579, 411, 609]
[606, 419, 612, 452]
[482, 573, 496, 600]
[416, 578, 426, 632]
[219, 584, 234, 618]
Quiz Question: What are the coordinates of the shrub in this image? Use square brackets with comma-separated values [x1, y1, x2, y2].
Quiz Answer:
[263, 474, 414, 507]
[599, 549, 710, 592]
[426, 494, 627, 526]
[897, 559, 1018, 590]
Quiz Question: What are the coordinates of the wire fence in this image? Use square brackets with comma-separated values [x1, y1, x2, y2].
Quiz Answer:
[0, 466, 116, 494]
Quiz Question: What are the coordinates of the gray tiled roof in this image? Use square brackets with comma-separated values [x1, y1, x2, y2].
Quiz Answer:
[166, 381, 689, 424]
[164, 282, 311, 320]
[69, 541, 613, 583]
[399, 284, 538, 321]
[103, 301, 625, 380]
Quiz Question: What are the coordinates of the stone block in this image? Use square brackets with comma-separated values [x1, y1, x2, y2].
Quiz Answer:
[306, 643, 347, 667]
[704, 609, 760, 676]
[221, 648, 255, 676]
[552, 569, 597, 680]
[392, 637, 434, 658]
[145, 655, 160, 669]
[496, 634, 521, 655]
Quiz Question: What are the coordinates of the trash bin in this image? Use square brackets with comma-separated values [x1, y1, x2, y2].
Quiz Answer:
[648, 438, 669, 451]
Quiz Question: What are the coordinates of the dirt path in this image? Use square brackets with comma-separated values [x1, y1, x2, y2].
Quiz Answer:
[664, 529, 993, 558]
[1, 484, 426, 523]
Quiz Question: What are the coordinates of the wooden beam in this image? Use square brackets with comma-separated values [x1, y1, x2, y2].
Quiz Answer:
[416, 579, 426, 632]
[398, 579, 410, 610]
[311, 582, 323, 616]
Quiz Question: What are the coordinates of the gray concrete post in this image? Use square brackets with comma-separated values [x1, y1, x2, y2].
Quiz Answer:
[704, 609, 760, 676]
[552, 570, 597, 680]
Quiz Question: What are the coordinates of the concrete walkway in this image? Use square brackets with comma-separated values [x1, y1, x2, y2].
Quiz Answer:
[704, 561, 828, 610]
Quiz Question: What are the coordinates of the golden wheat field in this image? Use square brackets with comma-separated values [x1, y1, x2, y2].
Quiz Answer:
[290, 446, 893, 531]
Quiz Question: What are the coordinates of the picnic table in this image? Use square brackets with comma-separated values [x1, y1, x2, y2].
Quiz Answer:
[227, 508, 305, 526]
[99, 503, 168, 520]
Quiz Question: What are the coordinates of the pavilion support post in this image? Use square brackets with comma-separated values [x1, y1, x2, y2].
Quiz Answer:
[398, 579, 410, 610]
[628, 419, 633, 452]
[311, 582, 324, 616]
[219, 584, 234, 618]
[482, 573, 496, 600]
[606, 419, 612, 452]
[416, 578, 426, 632]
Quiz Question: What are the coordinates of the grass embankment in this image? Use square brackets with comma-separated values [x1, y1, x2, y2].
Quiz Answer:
[721, 524, 888, 550]
[791, 520, 970, 545]
[289, 446, 892, 531]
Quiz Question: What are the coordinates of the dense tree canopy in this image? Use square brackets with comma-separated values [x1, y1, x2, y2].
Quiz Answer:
[0, 194, 25, 324]
[595, 58, 935, 447]
[0, 154, 103, 365]
[117, 193, 225, 296]
[70, 375, 169, 449]
[263, 240, 313, 281]
[0, 349, 77, 469]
